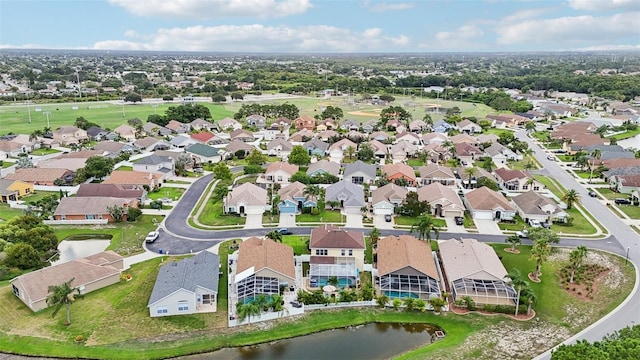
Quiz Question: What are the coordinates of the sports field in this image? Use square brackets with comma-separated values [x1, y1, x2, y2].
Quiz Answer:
[0, 95, 497, 134]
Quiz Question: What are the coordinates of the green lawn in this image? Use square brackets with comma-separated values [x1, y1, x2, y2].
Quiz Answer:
[281, 235, 310, 255]
[394, 216, 446, 228]
[296, 210, 342, 223]
[531, 131, 551, 142]
[497, 215, 526, 231]
[115, 165, 133, 171]
[406, 158, 424, 167]
[146, 187, 185, 201]
[0, 204, 22, 221]
[236, 175, 258, 184]
[30, 148, 60, 156]
[484, 128, 512, 137]
[506, 156, 539, 171]
[21, 191, 59, 204]
[198, 200, 246, 226]
[596, 188, 621, 201]
[616, 204, 640, 219]
[609, 127, 640, 140]
[573, 170, 603, 180]
[557, 155, 574, 162]
[1, 161, 14, 168]
[53, 215, 163, 255]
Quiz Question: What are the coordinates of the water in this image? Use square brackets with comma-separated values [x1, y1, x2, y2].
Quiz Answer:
[312, 277, 355, 288]
[385, 291, 419, 299]
[181, 323, 441, 360]
[52, 239, 111, 265]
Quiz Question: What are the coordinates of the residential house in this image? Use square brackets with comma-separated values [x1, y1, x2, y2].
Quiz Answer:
[346, 131, 366, 143]
[114, 124, 137, 142]
[224, 140, 255, 159]
[169, 135, 198, 149]
[230, 129, 255, 143]
[264, 122, 290, 141]
[58, 149, 104, 159]
[189, 118, 216, 132]
[609, 174, 640, 195]
[134, 137, 161, 152]
[361, 119, 378, 133]
[512, 190, 568, 224]
[289, 129, 316, 143]
[165, 120, 191, 134]
[422, 143, 452, 163]
[103, 170, 163, 189]
[464, 186, 516, 221]
[409, 120, 429, 133]
[551, 121, 596, 142]
[494, 168, 543, 192]
[4, 168, 74, 186]
[10, 251, 123, 312]
[439, 238, 517, 306]
[601, 158, 640, 170]
[53, 196, 138, 222]
[455, 143, 484, 165]
[0, 134, 38, 157]
[418, 163, 456, 186]
[0, 179, 33, 203]
[52, 126, 88, 146]
[484, 143, 521, 166]
[450, 133, 477, 145]
[303, 138, 329, 157]
[86, 126, 109, 141]
[94, 140, 137, 155]
[190, 131, 215, 144]
[377, 235, 441, 300]
[186, 143, 222, 163]
[475, 133, 499, 146]
[329, 138, 357, 160]
[385, 119, 405, 133]
[218, 117, 243, 131]
[382, 163, 416, 186]
[371, 183, 407, 215]
[432, 120, 453, 133]
[223, 183, 268, 216]
[343, 160, 376, 185]
[325, 180, 365, 214]
[133, 155, 174, 180]
[142, 122, 172, 137]
[235, 237, 295, 303]
[36, 157, 88, 172]
[539, 102, 578, 118]
[566, 134, 609, 153]
[76, 183, 146, 202]
[266, 138, 293, 158]
[341, 119, 360, 131]
[258, 162, 298, 186]
[306, 159, 341, 178]
[147, 251, 220, 317]
[278, 181, 317, 214]
[369, 131, 391, 142]
[367, 140, 388, 159]
[309, 225, 365, 288]
[395, 131, 421, 145]
[456, 119, 482, 134]
[293, 115, 316, 131]
[317, 130, 339, 142]
[389, 140, 419, 163]
[422, 132, 448, 145]
[417, 182, 464, 218]
[246, 114, 267, 129]
[486, 114, 529, 128]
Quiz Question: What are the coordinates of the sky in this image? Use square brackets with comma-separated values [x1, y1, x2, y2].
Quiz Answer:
[1, 0, 639, 53]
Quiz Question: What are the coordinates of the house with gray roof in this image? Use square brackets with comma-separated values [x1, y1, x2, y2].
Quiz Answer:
[148, 251, 220, 317]
[325, 180, 365, 214]
[246, 114, 266, 129]
[142, 122, 172, 137]
[86, 126, 109, 141]
[432, 120, 454, 133]
[512, 190, 567, 224]
[307, 159, 341, 178]
[484, 143, 521, 166]
[169, 135, 198, 148]
[133, 155, 174, 180]
[303, 138, 329, 157]
[342, 160, 376, 185]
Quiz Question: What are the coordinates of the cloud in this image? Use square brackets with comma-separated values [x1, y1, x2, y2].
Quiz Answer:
[91, 25, 410, 52]
[567, 0, 640, 11]
[367, 2, 415, 12]
[575, 44, 640, 51]
[423, 25, 484, 49]
[496, 12, 640, 46]
[108, 0, 312, 19]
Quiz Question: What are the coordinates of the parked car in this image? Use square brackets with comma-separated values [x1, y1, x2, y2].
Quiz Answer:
[528, 219, 542, 228]
[384, 214, 392, 222]
[145, 231, 160, 243]
[588, 191, 598, 198]
[277, 228, 293, 235]
[516, 229, 529, 238]
[541, 221, 551, 229]
[614, 198, 632, 205]
[546, 155, 556, 161]
[454, 216, 464, 226]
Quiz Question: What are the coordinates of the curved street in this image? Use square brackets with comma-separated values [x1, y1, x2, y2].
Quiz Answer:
[147, 131, 639, 357]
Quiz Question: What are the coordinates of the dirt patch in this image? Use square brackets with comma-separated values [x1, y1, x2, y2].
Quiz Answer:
[348, 110, 380, 117]
[504, 248, 520, 254]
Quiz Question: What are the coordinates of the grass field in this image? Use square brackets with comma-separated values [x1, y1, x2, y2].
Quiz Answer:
[296, 209, 342, 223]
[281, 235, 310, 255]
[146, 187, 185, 201]
[198, 200, 246, 226]
[394, 216, 446, 228]
[0, 204, 22, 221]
[30, 148, 60, 156]
[21, 191, 59, 203]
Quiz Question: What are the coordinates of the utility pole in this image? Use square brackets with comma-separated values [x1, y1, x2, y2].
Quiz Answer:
[76, 70, 82, 99]
[43, 111, 51, 128]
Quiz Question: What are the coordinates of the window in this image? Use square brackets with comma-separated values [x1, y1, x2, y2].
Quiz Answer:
[315, 249, 328, 256]
[156, 307, 168, 314]
[86, 214, 95, 220]
[277, 176, 283, 182]
[202, 294, 213, 304]
[349, 249, 353, 256]
[178, 300, 189, 311]
[522, 185, 528, 190]
[12, 285, 20, 298]
[534, 186, 540, 191]
[25, 188, 31, 194]
[60, 215, 66, 220]
[352, 176, 364, 185]
[341, 249, 345, 256]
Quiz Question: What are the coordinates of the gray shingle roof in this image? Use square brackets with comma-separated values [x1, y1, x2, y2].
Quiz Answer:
[325, 180, 365, 207]
[343, 160, 376, 179]
[148, 251, 220, 306]
[135, 155, 172, 165]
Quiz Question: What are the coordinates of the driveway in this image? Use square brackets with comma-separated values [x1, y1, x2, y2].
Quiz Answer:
[243, 213, 263, 229]
[373, 214, 394, 229]
[344, 212, 363, 228]
[444, 217, 467, 233]
[473, 219, 502, 235]
[278, 213, 297, 228]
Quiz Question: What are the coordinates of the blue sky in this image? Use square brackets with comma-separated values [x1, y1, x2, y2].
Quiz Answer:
[1, 0, 639, 52]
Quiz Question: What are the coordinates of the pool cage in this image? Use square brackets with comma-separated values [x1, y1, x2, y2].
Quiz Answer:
[236, 274, 280, 304]
[309, 261, 358, 288]
[379, 274, 441, 299]
[451, 278, 517, 306]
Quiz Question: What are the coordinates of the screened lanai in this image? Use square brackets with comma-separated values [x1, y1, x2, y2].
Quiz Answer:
[379, 273, 440, 300]
[309, 260, 358, 288]
[451, 278, 517, 306]
[236, 273, 281, 304]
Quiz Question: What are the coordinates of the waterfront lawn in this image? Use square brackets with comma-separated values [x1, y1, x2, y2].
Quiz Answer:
[198, 200, 246, 226]
[282, 235, 310, 255]
[146, 187, 185, 201]
[296, 210, 342, 223]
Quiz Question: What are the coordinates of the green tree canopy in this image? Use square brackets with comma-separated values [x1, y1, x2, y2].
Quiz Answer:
[83, 156, 115, 180]
[213, 162, 232, 180]
[289, 145, 311, 165]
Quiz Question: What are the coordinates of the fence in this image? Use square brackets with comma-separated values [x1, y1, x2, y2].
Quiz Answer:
[43, 219, 108, 225]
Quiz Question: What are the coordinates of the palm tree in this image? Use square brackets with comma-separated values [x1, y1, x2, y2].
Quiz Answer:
[429, 297, 446, 314]
[530, 238, 551, 281]
[562, 189, 581, 210]
[569, 245, 588, 283]
[520, 285, 537, 316]
[269, 294, 284, 316]
[265, 230, 283, 242]
[524, 161, 536, 170]
[303, 184, 322, 203]
[589, 149, 602, 183]
[505, 235, 521, 253]
[46, 278, 84, 325]
[481, 158, 494, 172]
[235, 301, 261, 324]
[575, 155, 589, 171]
[464, 166, 478, 189]
[345, 145, 356, 160]
[411, 214, 440, 245]
[504, 269, 527, 316]
[525, 121, 536, 132]
[369, 227, 381, 250]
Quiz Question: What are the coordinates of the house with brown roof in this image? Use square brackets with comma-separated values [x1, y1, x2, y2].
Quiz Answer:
[309, 225, 365, 288]
[246, 114, 267, 129]
[235, 237, 295, 304]
[294, 115, 316, 131]
[464, 186, 515, 220]
[0, 135, 36, 157]
[371, 183, 408, 215]
[455, 143, 484, 165]
[409, 119, 429, 133]
[317, 129, 339, 141]
[551, 121, 596, 141]
[395, 131, 421, 145]
[382, 163, 416, 186]
[439, 238, 517, 306]
[368, 140, 388, 159]
[289, 129, 316, 143]
[512, 190, 567, 224]
[377, 235, 441, 300]
[114, 124, 137, 141]
[608, 174, 640, 195]
[36, 157, 88, 172]
[457, 119, 482, 134]
[76, 183, 146, 202]
[223, 182, 268, 215]
[369, 131, 392, 142]
[450, 133, 477, 145]
[93, 140, 137, 155]
[494, 168, 544, 192]
[230, 129, 255, 143]
[133, 137, 161, 152]
[422, 143, 452, 163]
[4, 168, 75, 186]
[328, 138, 357, 159]
[10, 251, 123, 311]
[165, 120, 190, 134]
[0, 179, 33, 203]
[53, 196, 139, 222]
[102, 170, 162, 189]
[52, 126, 88, 146]
[189, 118, 216, 132]
[422, 132, 448, 145]
[389, 140, 419, 162]
[218, 117, 242, 131]
[258, 162, 299, 186]
[417, 182, 464, 218]
[418, 163, 456, 186]
[224, 139, 256, 158]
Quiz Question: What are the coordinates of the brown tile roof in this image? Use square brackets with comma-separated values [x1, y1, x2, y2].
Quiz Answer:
[278, 181, 306, 201]
[76, 183, 145, 198]
[265, 161, 299, 175]
[225, 182, 267, 206]
[58, 150, 104, 159]
[494, 168, 529, 182]
[93, 141, 126, 153]
[417, 182, 463, 207]
[418, 163, 455, 179]
[37, 158, 87, 171]
[10, 251, 122, 304]
[54, 197, 137, 216]
[601, 158, 640, 169]
[4, 168, 71, 183]
[230, 129, 254, 139]
[329, 138, 357, 151]
[382, 163, 416, 181]
[377, 235, 439, 279]
[455, 143, 483, 157]
[439, 238, 508, 282]
[236, 237, 295, 281]
[372, 183, 408, 205]
[465, 186, 514, 211]
[307, 159, 341, 176]
[225, 139, 255, 153]
[102, 170, 162, 186]
[615, 174, 640, 187]
[310, 224, 365, 249]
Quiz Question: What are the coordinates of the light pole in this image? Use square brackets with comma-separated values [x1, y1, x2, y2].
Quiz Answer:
[625, 247, 630, 265]
[43, 111, 51, 128]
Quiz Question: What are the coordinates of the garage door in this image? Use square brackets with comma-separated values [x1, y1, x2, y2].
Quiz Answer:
[472, 210, 493, 220]
[373, 206, 393, 215]
[280, 205, 297, 214]
[443, 210, 462, 218]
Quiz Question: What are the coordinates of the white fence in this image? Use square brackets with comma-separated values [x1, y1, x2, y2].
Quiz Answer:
[43, 219, 108, 225]
[34, 185, 79, 194]
[305, 300, 377, 310]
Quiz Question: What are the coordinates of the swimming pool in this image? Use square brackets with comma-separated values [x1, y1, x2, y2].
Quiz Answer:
[384, 291, 419, 299]
[312, 277, 355, 288]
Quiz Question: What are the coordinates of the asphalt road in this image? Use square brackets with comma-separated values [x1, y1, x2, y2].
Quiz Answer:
[151, 136, 639, 356]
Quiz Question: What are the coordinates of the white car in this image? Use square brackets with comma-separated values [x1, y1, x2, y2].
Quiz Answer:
[528, 219, 542, 228]
[516, 229, 529, 238]
[145, 231, 160, 243]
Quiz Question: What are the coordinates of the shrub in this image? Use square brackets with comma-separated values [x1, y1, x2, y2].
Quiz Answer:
[75, 335, 84, 342]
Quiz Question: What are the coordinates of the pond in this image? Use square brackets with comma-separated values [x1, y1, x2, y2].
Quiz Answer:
[180, 322, 442, 360]
[52, 238, 111, 265]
